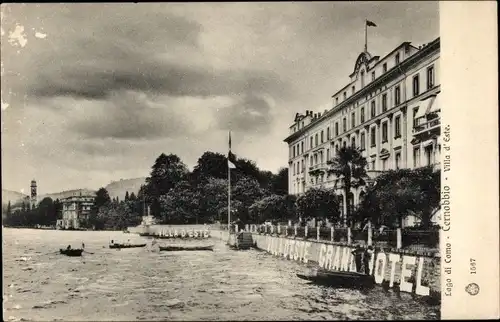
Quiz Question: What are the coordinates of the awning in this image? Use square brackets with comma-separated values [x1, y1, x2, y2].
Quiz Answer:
[426, 94, 440, 114]
[413, 96, 434, 119]
[423, 139, 434, 147]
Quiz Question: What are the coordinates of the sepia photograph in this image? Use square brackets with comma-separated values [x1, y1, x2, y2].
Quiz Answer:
[1, 2, 498, 321]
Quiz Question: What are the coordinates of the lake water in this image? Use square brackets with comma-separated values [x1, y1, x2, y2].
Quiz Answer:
[2, 228, 439, 321]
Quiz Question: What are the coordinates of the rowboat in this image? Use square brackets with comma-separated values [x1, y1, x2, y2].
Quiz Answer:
[109, 243, 147, 249]
[159, 245, 214, 252]
[296, 270, 375, 289]
[59, 248, 84, 257]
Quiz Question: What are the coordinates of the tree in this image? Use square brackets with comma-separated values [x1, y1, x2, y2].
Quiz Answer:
[125, 191, 130, 201]
[160, 181, 201, 224]
[231, 176, 265, 224]
[94, 188, 111, 208]
[271, 167, 289, 195]
[296, 188, 341, 225]
[190, 152, 228, 184]
[37, 197, 56, 226]
[249, 194, 297, 224]
[327, 146, 368, 227]
[358, 166, 440, 228]
[89, 187, 112, 228]
[129, 192, 137, 201]
[144, 153, 189, 218]
[198, 177, 228, 223]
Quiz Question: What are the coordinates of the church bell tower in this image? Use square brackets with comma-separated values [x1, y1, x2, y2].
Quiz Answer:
[30, 179, 37, 208]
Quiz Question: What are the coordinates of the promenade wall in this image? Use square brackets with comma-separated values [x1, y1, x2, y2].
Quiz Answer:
[128, 224, 211, 235]
[212, 229, 440, 299]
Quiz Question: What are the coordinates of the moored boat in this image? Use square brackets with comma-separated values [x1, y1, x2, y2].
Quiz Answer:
[59, 248, 84, 257]
[159, 245, 214, 251]
[109, 243, 147, 249]
[296, 270, 375, 289]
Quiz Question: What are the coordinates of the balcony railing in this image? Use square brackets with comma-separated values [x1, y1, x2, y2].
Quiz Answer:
[413, 117, 440, 134]
[308, 162, 328, 172]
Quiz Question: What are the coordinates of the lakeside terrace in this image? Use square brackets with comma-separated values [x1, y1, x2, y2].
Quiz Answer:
[219, 223, 440, 258]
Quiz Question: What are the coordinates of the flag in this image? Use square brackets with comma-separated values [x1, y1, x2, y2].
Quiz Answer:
[228, 131, 236, 169]
[366, 20, 377, 27]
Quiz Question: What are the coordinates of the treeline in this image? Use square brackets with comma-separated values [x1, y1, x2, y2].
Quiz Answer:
[2, 198, 62, 227]
[80, 190, 143, 230]
[3, 147, 441, 230]
[139, 151, 289, 225]
[82, 151, 289, 229]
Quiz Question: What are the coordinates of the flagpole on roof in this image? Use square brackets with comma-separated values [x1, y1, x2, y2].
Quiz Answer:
[228, 130, 231, 232]
[365, 19, 377, 53]
[364, 19, 367, 52]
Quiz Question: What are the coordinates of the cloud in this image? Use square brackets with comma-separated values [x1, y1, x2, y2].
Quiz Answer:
[0, 3, 439, 193]
[216, 94, 274, 133]
[70, 91, 192, 140]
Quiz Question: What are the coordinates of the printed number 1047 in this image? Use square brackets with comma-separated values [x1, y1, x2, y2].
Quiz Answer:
[470, 258, 477, 274]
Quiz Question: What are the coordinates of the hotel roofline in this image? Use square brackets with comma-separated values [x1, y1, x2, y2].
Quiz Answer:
[284, 37, 440, 144]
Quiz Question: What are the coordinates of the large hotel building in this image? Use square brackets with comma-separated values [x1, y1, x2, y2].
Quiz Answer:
[284, 37, 440, 224]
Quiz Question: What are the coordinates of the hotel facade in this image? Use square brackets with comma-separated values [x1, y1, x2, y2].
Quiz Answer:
[56, 193, 95, 229]
[284, 37, 441, 226]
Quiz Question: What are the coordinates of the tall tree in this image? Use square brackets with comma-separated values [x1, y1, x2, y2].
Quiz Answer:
[271, 167, 289, 195]
[327, 146, 368, 227]
[37, 197, 55, 226]
[125, 191, 130, 201]
[198, 178, 228, 223]
[190, 152, 228, 184]
[94, 188, 111, 208]
[144, 153, 189, 218]
[160, 181, 200, 224]
[296, 187, 341, 225]
[231, 176, 265, 224]
[357, 166, 440, 228]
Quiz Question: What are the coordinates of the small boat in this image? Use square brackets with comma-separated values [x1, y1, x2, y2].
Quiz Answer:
[296, 270, 375, 289]
[59, 248, 84, 257]
[139, 233, 154, 237]
[109, 243, 147, 249]
[159, 245, 214, 252]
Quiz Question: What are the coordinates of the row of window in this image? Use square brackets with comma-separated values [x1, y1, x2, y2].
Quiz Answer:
[291, 114, 403, 159]
[293, 141, 439, 183]
[293, 66, 434, 140]
[291, 65, 435, 158]
[335, 53, 402, 106]
[292, 122, 403, 176]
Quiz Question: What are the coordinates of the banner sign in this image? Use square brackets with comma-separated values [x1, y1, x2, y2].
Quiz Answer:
[263, 235, 434, 296]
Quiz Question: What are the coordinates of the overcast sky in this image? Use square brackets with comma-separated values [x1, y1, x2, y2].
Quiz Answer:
[1, 2, 439, 194]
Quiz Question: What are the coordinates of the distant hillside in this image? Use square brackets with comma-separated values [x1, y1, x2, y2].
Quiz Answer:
[105, 177, 146, 200]
[39, 189, 96, 201]
[2, 189, 28, 205]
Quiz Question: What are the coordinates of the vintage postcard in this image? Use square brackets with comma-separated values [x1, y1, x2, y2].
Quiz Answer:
[1, 1, 498, 321]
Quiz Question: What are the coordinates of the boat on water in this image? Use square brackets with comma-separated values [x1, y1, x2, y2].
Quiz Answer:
[159, 245, 214, 252]
[109, 243, 147, 249]
[59, 248, 84, 257]
[296, 270, 375, 289]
